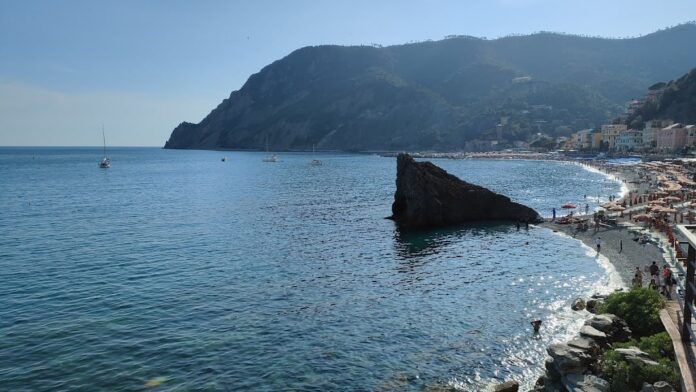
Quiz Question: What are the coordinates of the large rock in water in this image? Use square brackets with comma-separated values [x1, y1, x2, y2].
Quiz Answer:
[390, 154, 543, 228]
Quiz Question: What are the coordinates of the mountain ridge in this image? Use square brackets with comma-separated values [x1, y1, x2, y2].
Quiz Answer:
[165, 23, 696, 151]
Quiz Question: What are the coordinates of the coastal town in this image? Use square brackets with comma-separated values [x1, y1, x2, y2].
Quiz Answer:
[564, 121, 696, 155]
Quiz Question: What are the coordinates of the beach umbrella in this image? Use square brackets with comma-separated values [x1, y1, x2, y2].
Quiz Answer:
[633, 214, 651, 222]
[663, 196, 681, 202]
[608, 205, 625, 211]
[600, 202, 616, 209]
[650, 200, 666, 205]
[561, 203, 576, 209]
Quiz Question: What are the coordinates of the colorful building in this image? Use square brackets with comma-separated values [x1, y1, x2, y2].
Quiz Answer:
[656, 123, 688, 151]
[601, 124, 627, 149]
[615, 130, 643, 152]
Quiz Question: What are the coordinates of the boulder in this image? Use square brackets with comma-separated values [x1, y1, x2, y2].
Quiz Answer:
[565, 374, 610, 392]
[567, 337, 600, 358]
[614, 347, 660, 366]
[585, 314, 631, 342]
[642, 382, 656, 392]
[579, 325, 607, 342]
[389, 154, 543, 229]
[492, 380, 519, 392]
[652, 381, 675, 392]
[546, 343, 593, 374]
[571, 298, 586, 311]
[585, 299, 602, 313]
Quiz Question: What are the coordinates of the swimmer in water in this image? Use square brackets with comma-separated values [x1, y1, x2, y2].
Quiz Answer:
[531, 320, 542, 333]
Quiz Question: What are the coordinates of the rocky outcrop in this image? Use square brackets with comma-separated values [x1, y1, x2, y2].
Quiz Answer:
[390, 154, 543, 229]
[535, 313, 631, 392]
[493, 380, 519, 392]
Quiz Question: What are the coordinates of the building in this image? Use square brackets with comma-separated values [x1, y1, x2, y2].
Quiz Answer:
[656, 123, 688, 151]
[601, 124, 627, 149]
[591, 132, 602, 150]
[642, 119, 674, 151]
[615, 130, 643, 152]
[573, 129, 593, 149]
[686, 125, 696, 147]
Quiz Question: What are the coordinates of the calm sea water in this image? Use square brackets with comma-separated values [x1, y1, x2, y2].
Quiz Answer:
[0, 148, 623, 391]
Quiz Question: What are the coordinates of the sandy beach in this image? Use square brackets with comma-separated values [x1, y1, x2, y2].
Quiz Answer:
[542, 158, 696, 291]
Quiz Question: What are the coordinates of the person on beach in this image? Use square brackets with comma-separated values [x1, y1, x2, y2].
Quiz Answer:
[595, 237, 601, 253]
[649, 278, 658, 291]
[585, 204, 589, 215]
[633, 267, 643, 287]
[619, 239, 622, 253]
[552, 208, 556, 222]
[516, 221, 520, 231]
[649, 261, 659, 282]
[662, 265, 673, 299]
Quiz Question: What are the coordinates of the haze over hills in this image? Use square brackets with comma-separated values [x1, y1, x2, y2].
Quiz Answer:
[164, 23, 696, 152]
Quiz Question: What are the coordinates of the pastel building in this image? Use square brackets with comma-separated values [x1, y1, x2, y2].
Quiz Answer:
[656, 123, 688, 151]
[643, 119, 674, 150]
[686, 125, 696, 147]
[574, 129, 593, 149]
[615, 130, 643, 152]
[591, 132, 602, 149]
[601, 124, 627, 149]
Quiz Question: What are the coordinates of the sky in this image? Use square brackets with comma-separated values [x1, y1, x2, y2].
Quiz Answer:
[1, 0, 695, 146]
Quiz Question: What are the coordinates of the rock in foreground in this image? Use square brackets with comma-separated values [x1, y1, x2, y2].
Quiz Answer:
[390, 154, 543, 229]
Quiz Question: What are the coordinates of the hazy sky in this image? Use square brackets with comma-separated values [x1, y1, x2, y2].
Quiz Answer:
[1, 0, 695, 146]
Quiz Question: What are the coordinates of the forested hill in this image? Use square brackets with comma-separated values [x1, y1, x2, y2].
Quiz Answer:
[629, 68, 696, 126]
[165, 23, 696, 151]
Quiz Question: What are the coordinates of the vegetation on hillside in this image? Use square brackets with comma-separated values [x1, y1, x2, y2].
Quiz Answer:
[630, 68, 696, 127]
[165, 23, 696, 151]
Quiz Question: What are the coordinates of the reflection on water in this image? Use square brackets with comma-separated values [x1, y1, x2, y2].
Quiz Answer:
[393, 222, 520, 258]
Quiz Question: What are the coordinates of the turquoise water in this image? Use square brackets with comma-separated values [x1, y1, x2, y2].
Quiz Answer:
[0, 148, 623, 391]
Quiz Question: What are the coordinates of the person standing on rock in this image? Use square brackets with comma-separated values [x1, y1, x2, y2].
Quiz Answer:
[585, 204, 589, 215]
[552, 207, 556, 222]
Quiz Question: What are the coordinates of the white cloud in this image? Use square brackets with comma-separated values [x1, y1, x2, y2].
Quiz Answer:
[0, 82, 216, 146]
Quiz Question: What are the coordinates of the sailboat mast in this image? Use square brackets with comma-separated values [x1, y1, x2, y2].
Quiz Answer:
[102, 126, 106, 157]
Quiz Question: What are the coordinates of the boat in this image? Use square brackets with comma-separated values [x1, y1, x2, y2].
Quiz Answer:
[98, 127, 110, 169]
[309, 144, 322, 166]
[262, 137, 278, 162]
[221, 157, 227, 162]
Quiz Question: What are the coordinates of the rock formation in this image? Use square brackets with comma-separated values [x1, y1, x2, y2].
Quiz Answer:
[390, 154, 543, 229]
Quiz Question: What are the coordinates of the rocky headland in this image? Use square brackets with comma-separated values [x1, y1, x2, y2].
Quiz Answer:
[389, 153, 543, 229]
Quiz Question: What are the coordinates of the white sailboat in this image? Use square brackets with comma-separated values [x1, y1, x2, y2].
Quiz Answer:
[99, 128, 110, 169]
[309, 144, 322, 166]
[262, 137, 277, 162]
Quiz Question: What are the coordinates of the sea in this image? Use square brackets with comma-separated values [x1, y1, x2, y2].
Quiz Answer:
[0, 147, 626, 391]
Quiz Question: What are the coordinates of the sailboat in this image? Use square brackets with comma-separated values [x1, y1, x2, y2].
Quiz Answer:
[99, 127, 110, 169]
[262, 136, 277, 162]
[309, 144, 322, 166]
